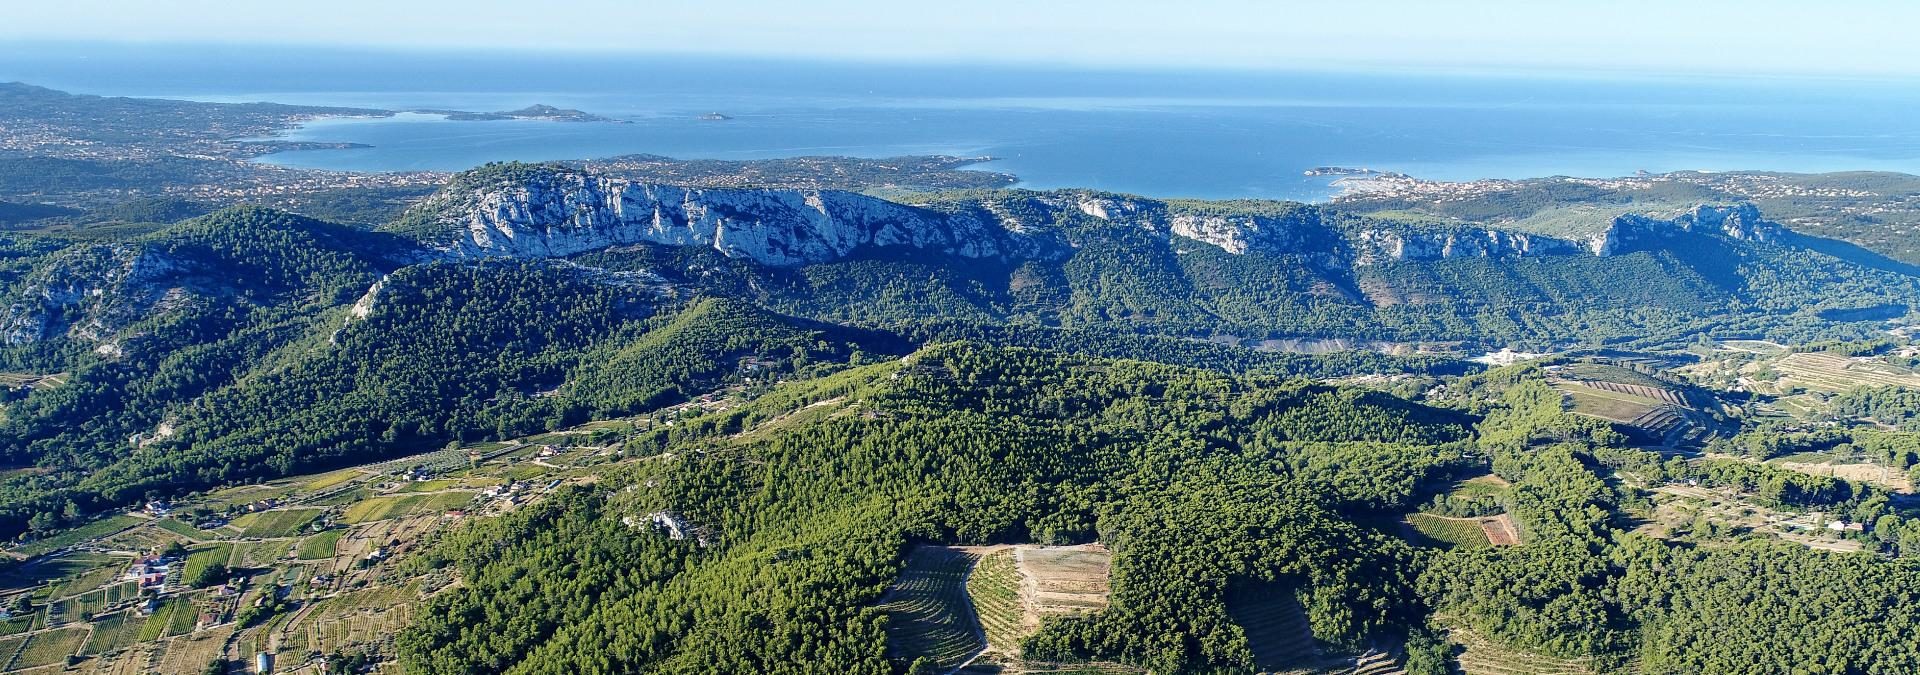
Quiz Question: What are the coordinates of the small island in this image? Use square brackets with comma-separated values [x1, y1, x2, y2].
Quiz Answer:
[1303, 166, 1405, 178]
[417, 104, 622, 123]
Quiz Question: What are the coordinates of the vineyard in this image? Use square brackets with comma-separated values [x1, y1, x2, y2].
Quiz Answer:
[1225, 585, 1326, 673]
[0, 414, 612, 674]
[1447, 626, 1594, 675]
[1553, 376, 1721, 448]
[876, 546, 985, 671]
[1772, 352, 1920, 392]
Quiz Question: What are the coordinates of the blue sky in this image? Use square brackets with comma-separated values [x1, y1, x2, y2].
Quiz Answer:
[6, 0, 1916, 77]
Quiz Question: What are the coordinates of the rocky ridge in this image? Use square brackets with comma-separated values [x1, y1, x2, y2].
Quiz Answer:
[409, 165, 1786, 270]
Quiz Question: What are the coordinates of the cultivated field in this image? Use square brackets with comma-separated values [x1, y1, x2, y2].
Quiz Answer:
[1552, 378, 1718, 448]
[1447, 625, 1593, 675]
[1225, 585, 1327, 673]
[1771, 352, 1920, 392]
[1405, 514, 1493, 549]
[1405, 514, 1519, 549]
[879, 543, 1133, 675]
[1015, 544, 1111, 618]
[876, 546, 985, 670]
[0, 412, 632, 674]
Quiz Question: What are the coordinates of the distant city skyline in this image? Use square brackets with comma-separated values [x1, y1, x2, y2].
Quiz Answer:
[5, 0, 1919, 78]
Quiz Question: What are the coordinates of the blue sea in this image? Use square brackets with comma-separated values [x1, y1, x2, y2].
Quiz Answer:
[6, 43, 1920, 201]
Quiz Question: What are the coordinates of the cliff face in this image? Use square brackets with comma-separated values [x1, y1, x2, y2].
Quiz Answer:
[1349, 227, 1585, 265]
[1588, 203, 1782, 255]
[416, 170, 1053, 266]
[405, 166, 1793, 271]
[1, 244, 189, 345]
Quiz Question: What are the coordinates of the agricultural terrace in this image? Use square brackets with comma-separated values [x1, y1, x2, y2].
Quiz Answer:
[0, 412, 648, 674]
[879, 544, 1132, 674]
[1447, 625, 1595, 675]
[1770, 352, 1920, 393]
[1547, 365, 1720, 448]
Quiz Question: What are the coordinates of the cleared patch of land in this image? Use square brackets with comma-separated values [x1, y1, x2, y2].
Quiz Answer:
[1405, 514, 1493, 549]
[1448, 625, 1593, 675]
[1637, 485, 1863, 553]
[875, 545, 984, 670]
[1771, 458, 1914, 494]
[1015, 544, 1111, 617]
[1773, 352, 1920, 392]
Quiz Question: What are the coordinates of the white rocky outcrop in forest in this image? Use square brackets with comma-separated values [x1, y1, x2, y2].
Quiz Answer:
[418, 170, 1051, 266]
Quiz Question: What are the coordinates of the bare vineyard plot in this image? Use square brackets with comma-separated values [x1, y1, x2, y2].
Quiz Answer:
[1015, 544, 1111, 617]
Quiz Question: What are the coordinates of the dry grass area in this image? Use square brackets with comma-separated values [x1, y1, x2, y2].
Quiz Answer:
[1772, 459, 1914, 494]
[1638, 485, 1863, 553]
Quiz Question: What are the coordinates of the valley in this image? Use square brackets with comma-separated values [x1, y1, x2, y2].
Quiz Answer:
[5, 78, 1920, 675]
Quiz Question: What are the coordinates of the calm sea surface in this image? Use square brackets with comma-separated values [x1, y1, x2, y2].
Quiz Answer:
[6, 44, 1920, 201]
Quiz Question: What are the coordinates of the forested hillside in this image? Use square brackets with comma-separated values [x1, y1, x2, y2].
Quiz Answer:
[3, 167, 1920, 674]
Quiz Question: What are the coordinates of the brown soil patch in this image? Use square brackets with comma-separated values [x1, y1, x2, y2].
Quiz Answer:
[1479, 514, 1521, 546]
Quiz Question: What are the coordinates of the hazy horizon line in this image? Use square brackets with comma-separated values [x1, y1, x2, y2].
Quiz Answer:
[8, 38, 1920, 88]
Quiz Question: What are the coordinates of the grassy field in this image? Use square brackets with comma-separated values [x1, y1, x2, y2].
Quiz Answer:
[876, 546, 983, 670]
[1453, 475, 1511, 499]
[1406, 513, 1494, 549]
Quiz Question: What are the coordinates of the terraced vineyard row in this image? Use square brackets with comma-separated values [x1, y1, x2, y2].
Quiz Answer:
[1225, 586, 1325, 674]
[877, 546, 985, 671]
[1775, 352, 1920, 392]
[1578, 379, 1690, 407]
[966, 548, 1026, 656]
[1448, 626, 1593, 675]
